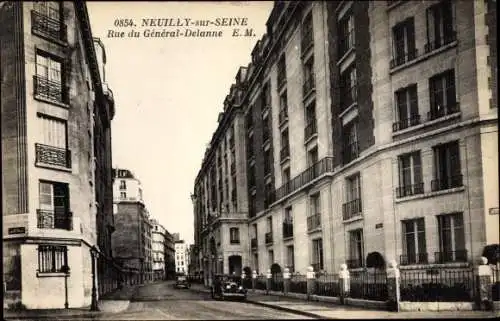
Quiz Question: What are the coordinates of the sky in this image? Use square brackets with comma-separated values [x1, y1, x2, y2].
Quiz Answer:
[87, 1, 274, 244]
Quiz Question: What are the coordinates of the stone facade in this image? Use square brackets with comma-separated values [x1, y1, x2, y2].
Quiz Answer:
[192, 0, 498, 280]
[1, 1, 115, 309]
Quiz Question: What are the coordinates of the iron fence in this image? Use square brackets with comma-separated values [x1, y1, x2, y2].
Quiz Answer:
[315, 272, 341, 297]
[255, 275, 267, 290]
[270, 273, 284, 292]
[289, 273, 307, 294]
[400, 267, 475, 302]
[349, 269, 388, 301]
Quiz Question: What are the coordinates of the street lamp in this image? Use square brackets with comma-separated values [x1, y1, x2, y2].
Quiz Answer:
[90, 246, 99, 311]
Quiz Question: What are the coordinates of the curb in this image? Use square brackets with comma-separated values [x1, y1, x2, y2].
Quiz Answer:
[245, 299, 326, 319]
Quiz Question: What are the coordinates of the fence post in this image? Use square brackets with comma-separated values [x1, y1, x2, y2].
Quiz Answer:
[266, 269, 272, 295]
[252, 270, 257, 292]
[386, 259, 400, 312]
[283, 267, 290, 295]
[339, 263, 350, 305]
[306, 266, 316, 301]
[475, 256, 493, 311]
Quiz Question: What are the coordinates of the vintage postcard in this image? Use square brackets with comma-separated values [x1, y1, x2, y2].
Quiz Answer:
[1, 1, 498, 319]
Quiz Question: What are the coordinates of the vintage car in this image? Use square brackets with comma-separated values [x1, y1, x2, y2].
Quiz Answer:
[174, 272, 191, 289]
[211, 274, 247, 301]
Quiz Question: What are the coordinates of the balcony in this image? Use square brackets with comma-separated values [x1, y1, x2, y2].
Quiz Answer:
[434, 250, 467, 263]
[392, 115, 421, 132]
[35, 143, 71, 168]
[34, 75, 69, 105]
[279, 109, 288, 124]
[424, 31, 457, 54]
[37, 209, 73, 230]
[302, 76, 315, 98]
[280, 145, 290, 161]
[400, 253, 429, 265]
[304, 121, 317, 141]
[342, 141, 359, 165]
[338, 32, 355, 59]
[274, 157, 334, 201]
[31, 10, 67, 43]
[390, 49, 418, 69]
[395, 182, 424, 198]
[427, 103, 460, 121]
[282, 222, 293, 238]
[340, 85, 357, 112]
[306, 213, 321, 231]
[265, 232, 273, 245]
[346, 258, 364, 269]
[431, 174, 463, 192]
[342, 198, 362, 221]
[251, 238, 257, 249]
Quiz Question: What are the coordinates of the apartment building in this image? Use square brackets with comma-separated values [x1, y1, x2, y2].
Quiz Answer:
[111, 168, 153, 282]
[193, 0, 498, 277]
[164, 229, 176, 279]
[1, 2, 116, 309]
[151, 218, 167, 280]
[175, 240, 189, 273]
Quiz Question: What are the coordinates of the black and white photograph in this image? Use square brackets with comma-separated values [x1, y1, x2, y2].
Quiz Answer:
[1, 1, 499, 320]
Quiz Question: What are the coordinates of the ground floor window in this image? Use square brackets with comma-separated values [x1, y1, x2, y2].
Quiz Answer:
[38, 245, 68, 273]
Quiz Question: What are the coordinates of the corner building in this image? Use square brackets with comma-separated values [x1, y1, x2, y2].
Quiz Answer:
[1, 1, 116, 308]
[193, 0, 498, 278]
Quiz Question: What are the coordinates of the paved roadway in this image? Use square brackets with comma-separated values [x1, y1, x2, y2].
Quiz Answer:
[93, 281, 314, 320]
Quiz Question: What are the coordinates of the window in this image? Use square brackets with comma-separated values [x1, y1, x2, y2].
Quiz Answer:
[340, 65, 357, 111]
[282, 168, 290, 183]
[38, 181, 71, 230]
[119, 180, 126, 190]
[437, 213, 466, 262]
[303, 58, 315, 96]
[120, 192, 126, 199]
[401, 218, 427, 265]
[247, 135, 254, 160]
[229, 227, 240, 244]
[246, 108, 254, 131]
[262, 83, 271, 110]
[342, 119, 359, 164]
[304, 101, 317, 140]
[397, 151, 423, 197]
[338, 9, 355, 58]
[286, 245, 295, 272]
[37, 245, 68, 273]
[311, 238, 324, 271]
[268, 250, 274, 266]
[32, 1, 65, 42]
[279, 90, 288, 123]
[307, 147, 318, 167]
[426, 0, 456, 53]
[391, 17, 416, 68]
[264, 181, 273, 208]
[280, 129, 289, 161]
[277, 54, 287, 88]
[429, 69, 458, 120]
[432, 141, 462, 191]
[394, 84, 419, 131]
[35, 51, 66, 103]
[307, 193, 321, 231]
[343, 173, 362, 220]
[249, 193, 256, 217]
[36, 115, 69, 168]
[348, 229, 364, 268]
[253, 253, 259, 271]
[264, 148, 272, 176]
[301, 12, 314, 52]
[262, 115, 271, 144]
[266, 217, 273, 244]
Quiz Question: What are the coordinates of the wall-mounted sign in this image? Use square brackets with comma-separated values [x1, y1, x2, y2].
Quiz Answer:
[8, 227, 25, 235]
[375, 223, 383, 229]
[489, 208, 499, 215]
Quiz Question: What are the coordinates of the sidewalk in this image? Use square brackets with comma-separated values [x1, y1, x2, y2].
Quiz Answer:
[3, 283, 141, 320]
[188, 283, 500, 319]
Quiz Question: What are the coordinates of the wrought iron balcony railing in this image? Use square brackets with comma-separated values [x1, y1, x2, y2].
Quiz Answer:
[390, 49, 418, 69]
[342, 198, 362, 221]
[35, 143, 71, 168]
[392, 114, 421, 132]
[427, 102, 460, 121]
[431, 174, 463, 192]
[273, 157, 334, 201]
[395, 182, 424, 198]
[304, 121, 317, 141]
[31, 10, 67, 43]
[434, 250, 467, 263]
[265, 232, 273, 244]
[306, 213, 321, 231]
[282, 222, 293, 238]
[400, 253, 429, 265]
[424, 31, 457, 54]
[37, 209, 73, 230]
[33, 75, 69, 104]
[342, 141, 359, 165]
